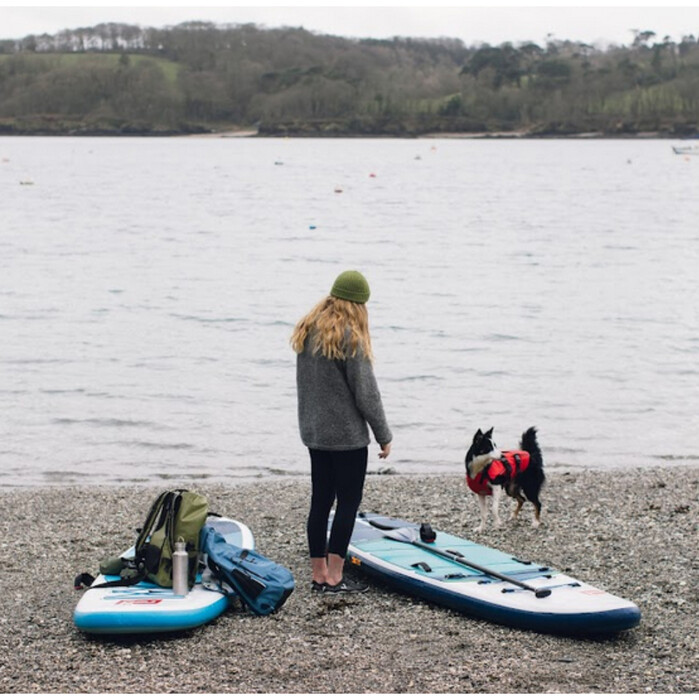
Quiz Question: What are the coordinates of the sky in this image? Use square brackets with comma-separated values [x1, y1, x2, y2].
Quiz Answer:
[1, 3, 699, 48]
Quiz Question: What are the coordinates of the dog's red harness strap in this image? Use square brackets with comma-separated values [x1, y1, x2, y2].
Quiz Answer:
[466, 451, 531, 495]
[466, 472, 493, 495]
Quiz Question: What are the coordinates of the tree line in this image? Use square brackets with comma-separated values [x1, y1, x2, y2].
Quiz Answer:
[0, 22, 698, 136]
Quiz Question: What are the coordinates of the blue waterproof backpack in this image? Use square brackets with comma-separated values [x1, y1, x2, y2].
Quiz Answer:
[200, 524, 295, 615]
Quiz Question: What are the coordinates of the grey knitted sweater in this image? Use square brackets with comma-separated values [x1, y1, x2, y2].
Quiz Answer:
[296, 334, 392, 451]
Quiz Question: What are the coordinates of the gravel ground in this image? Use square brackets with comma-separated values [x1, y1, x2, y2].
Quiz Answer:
[0, 467, 697, 693]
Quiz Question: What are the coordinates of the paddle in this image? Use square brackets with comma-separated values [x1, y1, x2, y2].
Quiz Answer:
[376, 524, 552, 599]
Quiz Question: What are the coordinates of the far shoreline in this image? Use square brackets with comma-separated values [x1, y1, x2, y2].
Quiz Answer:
[0, 127, 695, 140]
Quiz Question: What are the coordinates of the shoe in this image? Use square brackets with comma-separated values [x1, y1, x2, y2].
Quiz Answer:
[323, 578, 369, 594]
[311, 580, 326, 593]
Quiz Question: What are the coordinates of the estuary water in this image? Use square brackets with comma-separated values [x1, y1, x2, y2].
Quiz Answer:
[1, 136, 697, 488]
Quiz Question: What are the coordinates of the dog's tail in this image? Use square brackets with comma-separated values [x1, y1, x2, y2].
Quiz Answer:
[521, 427, 544, 474]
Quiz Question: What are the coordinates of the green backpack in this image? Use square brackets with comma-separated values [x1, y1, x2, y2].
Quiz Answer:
[97, 489, 209, 588]
[137, 489, 209, 587]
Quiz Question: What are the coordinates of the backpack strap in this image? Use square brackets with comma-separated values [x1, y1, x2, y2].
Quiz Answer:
[134, 490, 171, 556]
[166, 491, 183, 555]
[87, 569, 147, 589]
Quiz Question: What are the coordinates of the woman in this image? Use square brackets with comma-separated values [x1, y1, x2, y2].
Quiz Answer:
[291, 270, 392, 593]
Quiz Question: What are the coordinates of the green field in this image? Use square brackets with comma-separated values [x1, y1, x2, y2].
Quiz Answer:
[0, 52, 181, 86]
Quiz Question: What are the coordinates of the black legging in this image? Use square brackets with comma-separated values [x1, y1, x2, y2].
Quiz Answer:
[306, 447, 368, 559]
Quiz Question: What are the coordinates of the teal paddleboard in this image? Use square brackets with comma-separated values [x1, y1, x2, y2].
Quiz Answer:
[341, 512, 641, 636]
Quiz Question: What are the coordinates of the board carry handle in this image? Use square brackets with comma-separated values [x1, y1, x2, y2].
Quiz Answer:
[375, 523, 552, 599]
[411, 561, 433, 572]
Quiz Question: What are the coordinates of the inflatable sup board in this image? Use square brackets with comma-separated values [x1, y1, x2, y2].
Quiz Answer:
[340, 512, 641, 636]
[74, 515, 254, 635]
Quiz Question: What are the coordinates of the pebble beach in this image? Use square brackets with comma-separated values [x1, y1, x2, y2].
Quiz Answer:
[1, 467, 697, 694]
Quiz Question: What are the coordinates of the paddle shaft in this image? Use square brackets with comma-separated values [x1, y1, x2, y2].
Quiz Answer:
[384, 531, 551, 598]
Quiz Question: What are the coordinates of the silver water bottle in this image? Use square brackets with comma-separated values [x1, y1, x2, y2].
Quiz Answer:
[172, 540, 189, 596]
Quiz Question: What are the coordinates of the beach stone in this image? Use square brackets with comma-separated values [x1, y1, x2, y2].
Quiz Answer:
[0, 468, 697, 693]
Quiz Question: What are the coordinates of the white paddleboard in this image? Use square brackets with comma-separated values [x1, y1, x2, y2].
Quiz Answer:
[342, 512, 641, 636]
[74, 515, 254, 635]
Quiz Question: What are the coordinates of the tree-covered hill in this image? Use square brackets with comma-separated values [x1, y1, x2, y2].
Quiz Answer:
[1, 21, 698, 136]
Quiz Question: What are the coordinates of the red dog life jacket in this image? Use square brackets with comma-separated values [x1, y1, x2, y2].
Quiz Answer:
[466, 450, 531, 496]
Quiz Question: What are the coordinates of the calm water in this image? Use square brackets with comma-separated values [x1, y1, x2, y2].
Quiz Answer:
[1, 136, 697, 489]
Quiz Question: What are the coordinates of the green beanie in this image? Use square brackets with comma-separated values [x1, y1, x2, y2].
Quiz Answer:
[330, 270, 371, 304]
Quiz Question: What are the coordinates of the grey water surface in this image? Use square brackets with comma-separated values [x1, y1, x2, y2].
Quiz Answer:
[1, 136, 697, 488]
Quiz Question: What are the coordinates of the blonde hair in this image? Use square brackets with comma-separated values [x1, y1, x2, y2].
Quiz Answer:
[290, 296, 373, 362]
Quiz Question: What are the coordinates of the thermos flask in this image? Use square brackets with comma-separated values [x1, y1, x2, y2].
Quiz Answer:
[172, 540, 189, 596]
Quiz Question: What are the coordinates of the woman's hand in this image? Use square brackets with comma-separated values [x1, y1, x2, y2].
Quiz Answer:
[379, 442, 392, 459]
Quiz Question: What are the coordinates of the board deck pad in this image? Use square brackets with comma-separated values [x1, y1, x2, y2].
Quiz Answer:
[337, 512, 641, 636]
[73, 516, 254, 635]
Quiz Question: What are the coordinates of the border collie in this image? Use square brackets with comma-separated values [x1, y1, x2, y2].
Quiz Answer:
[465, 426, 545, 533]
